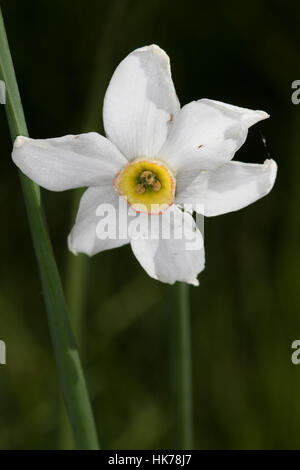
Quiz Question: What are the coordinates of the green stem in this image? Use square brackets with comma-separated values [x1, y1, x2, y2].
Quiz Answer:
[172, 282, 193, 449]
[59, 190, 88, 450]
[0, 8, 99, 450]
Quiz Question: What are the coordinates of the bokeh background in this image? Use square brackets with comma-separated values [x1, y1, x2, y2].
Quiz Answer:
[0, 0, 299, 449]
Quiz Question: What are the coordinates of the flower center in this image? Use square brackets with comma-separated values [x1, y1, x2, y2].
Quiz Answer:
[136, 170, 162, 194]
[114, 159, 175, 214]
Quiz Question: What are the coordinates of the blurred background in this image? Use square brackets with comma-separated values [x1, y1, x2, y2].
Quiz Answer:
[0, 0, 299, 449]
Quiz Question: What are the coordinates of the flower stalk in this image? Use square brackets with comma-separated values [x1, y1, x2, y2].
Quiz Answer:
[172, 282, 193, 449]
[0, 8, 99, 450]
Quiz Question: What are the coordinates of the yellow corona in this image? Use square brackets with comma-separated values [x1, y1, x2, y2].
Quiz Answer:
[114, 159, 175, 214]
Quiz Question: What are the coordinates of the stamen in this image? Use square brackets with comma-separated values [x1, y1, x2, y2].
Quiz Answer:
[152, 180, 161, 192]
[136, 183, 146, 194]
[140, 170, 155, 185]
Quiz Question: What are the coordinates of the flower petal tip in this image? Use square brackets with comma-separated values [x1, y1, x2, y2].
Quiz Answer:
[150, 44, 165, 55]
[264, 158, 277, 173]
[264, 158, 276, 166]
[143, 44, 170, 65]
[67, 234, 78, 256]
[14, 135, 30, 148]
[261, 111, 270, 120]
[256, 110, 270, 120]
[264, 158, 278, 182]
[134, 44, 167, 57]
[245, 109, 270, 127]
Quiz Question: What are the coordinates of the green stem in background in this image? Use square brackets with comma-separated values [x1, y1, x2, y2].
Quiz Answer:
[171, 282, 193, 449]
[0, 8, 99, 450]
[59, 189, 88, 450]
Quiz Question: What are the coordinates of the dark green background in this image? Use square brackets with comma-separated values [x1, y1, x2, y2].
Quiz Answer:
[0, 0, 298, 449]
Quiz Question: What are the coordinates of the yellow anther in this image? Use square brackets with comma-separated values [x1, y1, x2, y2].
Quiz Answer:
[141, 170, 154, 181]
[152, 180, 161, 192]
[136, 183, 146, 194]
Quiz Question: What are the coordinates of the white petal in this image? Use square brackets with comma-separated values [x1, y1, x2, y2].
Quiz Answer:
[202, 99, 269, 127]
[68, 185, 130, 256]
[12, 133, 127, 191]
[103, 44, 180, 160]
[130, 206, 205, 285]
[159, 99, 269, 178]
[176, 159, 277, 216]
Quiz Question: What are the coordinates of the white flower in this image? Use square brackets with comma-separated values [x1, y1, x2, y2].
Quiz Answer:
[12, 45, 277, 286]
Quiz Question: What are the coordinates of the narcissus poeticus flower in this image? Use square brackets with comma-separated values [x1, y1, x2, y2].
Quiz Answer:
[12, 45, 277, 286]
